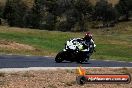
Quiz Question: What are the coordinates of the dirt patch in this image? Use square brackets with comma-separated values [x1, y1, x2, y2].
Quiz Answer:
[0, 40, 35, 51]
[0, 68, 131, 88]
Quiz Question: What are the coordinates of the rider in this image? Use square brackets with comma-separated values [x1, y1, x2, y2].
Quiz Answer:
[82, 32, 96, 53]
[64, 32, 96, 62]
[65, 32, 96, 52]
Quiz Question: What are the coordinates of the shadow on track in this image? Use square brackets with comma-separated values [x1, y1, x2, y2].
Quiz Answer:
[55, 61, 90, 64]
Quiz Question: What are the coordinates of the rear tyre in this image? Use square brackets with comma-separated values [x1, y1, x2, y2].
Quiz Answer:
[76, 60, 83, 64]
[85, 56, 90, 62]
[55, 51, 64, 63]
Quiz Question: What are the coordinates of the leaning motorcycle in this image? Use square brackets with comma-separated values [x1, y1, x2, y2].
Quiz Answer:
[55, 38, 95, 63]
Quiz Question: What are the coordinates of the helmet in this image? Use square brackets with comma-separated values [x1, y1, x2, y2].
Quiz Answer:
[84, 32, 92, 40]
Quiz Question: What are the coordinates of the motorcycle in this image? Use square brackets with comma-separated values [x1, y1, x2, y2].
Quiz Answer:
[55, 38, 95, 63]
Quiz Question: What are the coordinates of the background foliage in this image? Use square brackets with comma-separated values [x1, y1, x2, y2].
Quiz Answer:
[0, 0, 132, 31]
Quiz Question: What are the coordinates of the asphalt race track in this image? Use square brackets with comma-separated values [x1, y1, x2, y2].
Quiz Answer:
[0, 55, 132, 68]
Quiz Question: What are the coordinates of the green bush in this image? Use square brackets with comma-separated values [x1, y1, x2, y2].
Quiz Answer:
[3, 0, 27, 27]
[93, 0, 118, 26]
[115, 0, 132, 21]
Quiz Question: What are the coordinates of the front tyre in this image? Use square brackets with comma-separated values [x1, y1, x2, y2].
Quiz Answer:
[55, 51, 64, 63]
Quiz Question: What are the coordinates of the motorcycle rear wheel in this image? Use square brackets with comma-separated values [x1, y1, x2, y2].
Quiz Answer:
[76, 60, 84, 64]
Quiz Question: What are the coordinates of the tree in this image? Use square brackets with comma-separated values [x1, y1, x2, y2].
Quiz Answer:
[28, 0, 44, 28]
[23, 0, 58, 30]
[3, 0, 27, 27]
[43, 0, 58, 30]
[0, 3, 4, 18]
[0, 3, 4, 25]
[56, 0, 76, 31]
[94, 0, 118, 26]
[63, 9, 80, 31]
[57, 0, 93, 31]
[74, 0, 93, 31]
[115, 0, 132, 21]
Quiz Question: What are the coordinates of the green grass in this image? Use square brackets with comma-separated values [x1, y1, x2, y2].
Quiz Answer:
[0, 26, 83, 56]
[0, 21, 132, 61]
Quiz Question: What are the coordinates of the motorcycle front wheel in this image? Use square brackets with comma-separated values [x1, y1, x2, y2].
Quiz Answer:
[55, 51, 64, 63]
